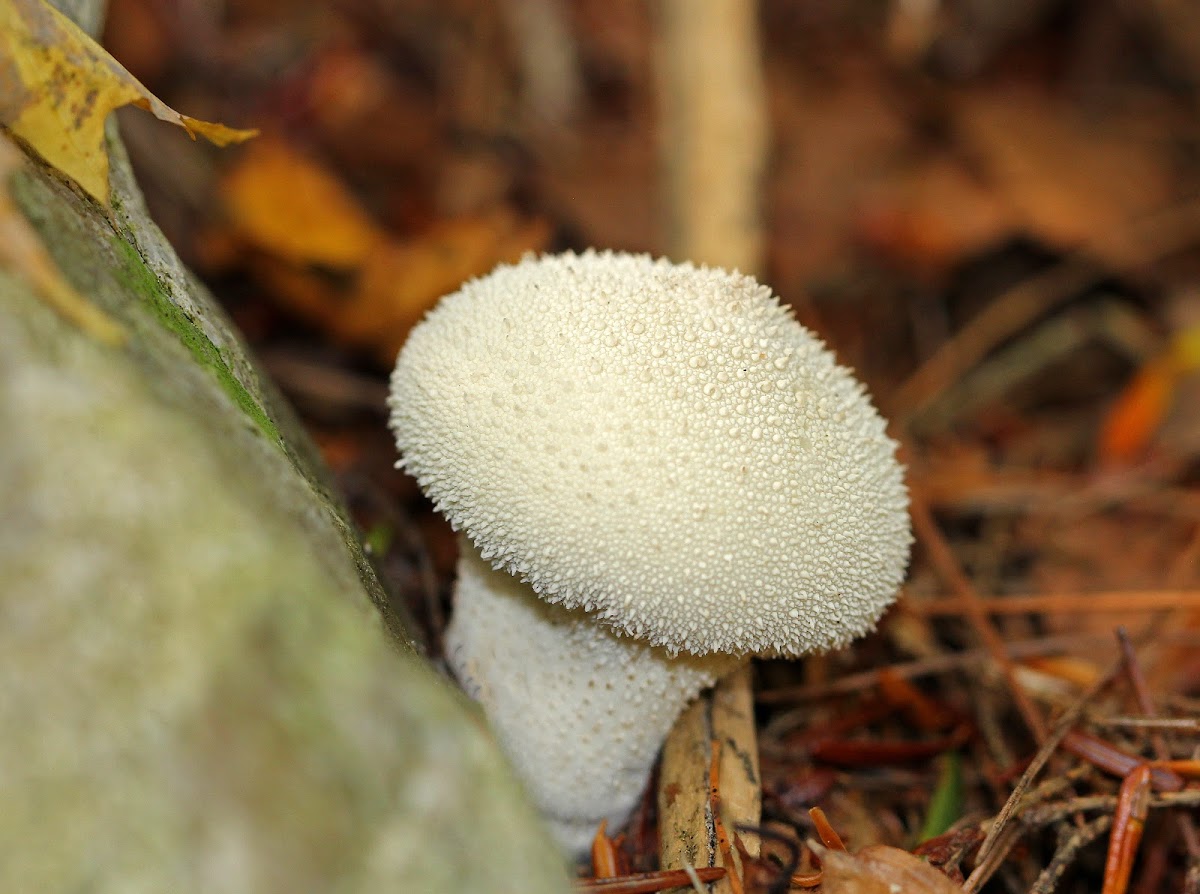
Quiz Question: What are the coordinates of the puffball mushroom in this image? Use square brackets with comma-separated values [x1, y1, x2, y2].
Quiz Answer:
[388, 251, 911, 854]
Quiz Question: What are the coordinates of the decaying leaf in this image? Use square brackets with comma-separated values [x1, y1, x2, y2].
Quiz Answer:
[856, 159, 1010, 279]
[1097, 357, 1176, 465]
[0, 133, 124, 343]
[232, 203, 549, 365]
[815, 842, 964, 894]
[214, 136, 549, 363]
[347, 211, 552, 356]
[219, 138, 384, 269]
[0, 0, 256, 206]
[1098, 324, 1200, 465]
[952, 84, 1170, 268]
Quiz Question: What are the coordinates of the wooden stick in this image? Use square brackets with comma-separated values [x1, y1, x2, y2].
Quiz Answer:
[712, 666, 761, 861]
[910, 494, 1048, 743]
[575, 867, 725, 892]
[659, 666, 761, 894]
[656, 0, 767, 272]
[708, 740, 744, 894]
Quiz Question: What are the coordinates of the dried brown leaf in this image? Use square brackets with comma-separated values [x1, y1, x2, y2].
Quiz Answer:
[816, 843, 964, 894]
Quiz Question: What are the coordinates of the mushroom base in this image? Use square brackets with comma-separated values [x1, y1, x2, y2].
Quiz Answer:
[447, 539, 740, 855]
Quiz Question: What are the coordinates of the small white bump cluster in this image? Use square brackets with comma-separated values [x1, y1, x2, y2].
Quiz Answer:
[390, 251, 911, 657]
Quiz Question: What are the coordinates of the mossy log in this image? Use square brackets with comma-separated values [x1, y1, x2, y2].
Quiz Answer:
[0, 5, 569, 892]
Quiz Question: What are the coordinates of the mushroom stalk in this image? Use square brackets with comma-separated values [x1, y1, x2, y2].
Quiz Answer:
[447, 539, 738, 854]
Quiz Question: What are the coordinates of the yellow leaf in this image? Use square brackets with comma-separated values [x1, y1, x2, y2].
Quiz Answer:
[1170, 323, 1200, 372]
[0, 0, 256, 206]
[220, 138, 383, 269]
[0, 134, 125, 343]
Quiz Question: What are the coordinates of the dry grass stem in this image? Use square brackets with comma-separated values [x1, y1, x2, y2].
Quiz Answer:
[910, 493, 1048, 742]
[909, 589, 1200, 615]
[1029, 815, 1113, 894]
[963, 650, 1127, 891]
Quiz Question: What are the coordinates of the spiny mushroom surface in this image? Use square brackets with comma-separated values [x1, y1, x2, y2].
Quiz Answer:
[391, 251, 910, 655]
[389, 250, 911, 852]
[448, 538, 737, 851]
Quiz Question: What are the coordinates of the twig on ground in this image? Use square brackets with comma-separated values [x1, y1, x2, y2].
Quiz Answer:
[708, 739, 744, 894]
[909, 589, 1200, 615]
[1022, 790, 1200, 826]
[756, 632, 1136, 704]
[658, 667, 760, 894]
[574, 867, 725, 892]
[910, 493, 1048, 742]
[1092, 716, 1200, 731]
[1029, 814, 1113, 894]
[963, 646, 1127, 892]
[1118, 628, 1200, 860]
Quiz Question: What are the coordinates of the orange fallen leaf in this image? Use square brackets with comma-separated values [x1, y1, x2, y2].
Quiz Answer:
[590, 820, 620, 879]
[348, 211, 552, 359]
[214, 130, 549, 362]
[246, 207, 550, 364]
[1097, 358, 1175, 465]
[220, 138, 384, 269]
[0, 0, 256, 206]
[1098, 325, 1200, 466]
[857, 160, 1011, 280]
[0, 133, 124, 343]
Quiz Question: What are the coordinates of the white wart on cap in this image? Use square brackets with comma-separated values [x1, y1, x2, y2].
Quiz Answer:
[390, 250, 911, 658]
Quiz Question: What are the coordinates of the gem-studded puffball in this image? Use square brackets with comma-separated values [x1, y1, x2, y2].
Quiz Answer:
[389, 251, 911, 657]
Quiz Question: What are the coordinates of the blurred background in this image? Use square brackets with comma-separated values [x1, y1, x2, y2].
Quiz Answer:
[101, 0, 1200, 886]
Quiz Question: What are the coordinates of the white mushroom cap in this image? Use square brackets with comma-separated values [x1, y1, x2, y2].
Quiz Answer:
[390, 251, 910, 657]
[448, 538, 733, 854]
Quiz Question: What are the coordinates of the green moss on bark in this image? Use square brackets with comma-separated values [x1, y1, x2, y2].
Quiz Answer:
[112, 239, 281, 445]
